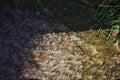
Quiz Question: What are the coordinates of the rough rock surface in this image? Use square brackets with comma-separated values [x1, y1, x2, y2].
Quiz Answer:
[0, 1, 120, 80]
[23, 32, 120, 80]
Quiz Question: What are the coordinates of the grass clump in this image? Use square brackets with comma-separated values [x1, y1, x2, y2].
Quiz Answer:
[94, 0, 120, 42]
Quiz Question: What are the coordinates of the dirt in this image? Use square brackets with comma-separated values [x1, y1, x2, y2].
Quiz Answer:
[0, 0, 120, 80]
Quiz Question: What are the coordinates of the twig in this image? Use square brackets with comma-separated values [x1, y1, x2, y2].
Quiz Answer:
[80, 0, 94, 6]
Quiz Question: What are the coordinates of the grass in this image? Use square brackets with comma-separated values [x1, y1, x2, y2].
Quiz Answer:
[66, 0, 120, 41]
[1, 0, 119, 41]
[94, 0, 120, 41]
[66, 0, 120, 42]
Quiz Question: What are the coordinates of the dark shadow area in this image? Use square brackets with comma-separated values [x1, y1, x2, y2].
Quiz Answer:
[0, 0, 112, 80]
[45, 0, 111, 31]
[0, 0, 42, 80]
